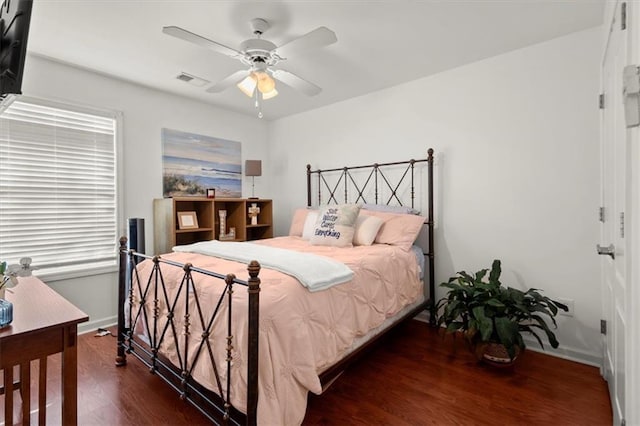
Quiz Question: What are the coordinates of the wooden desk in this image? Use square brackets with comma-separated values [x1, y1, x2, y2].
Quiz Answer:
[0, 276, 88, 425]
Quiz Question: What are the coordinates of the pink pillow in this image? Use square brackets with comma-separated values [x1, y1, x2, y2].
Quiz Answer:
[289, 208, 311, 236]
[353, 215, 384, 246]
[360, 210, 425, 251]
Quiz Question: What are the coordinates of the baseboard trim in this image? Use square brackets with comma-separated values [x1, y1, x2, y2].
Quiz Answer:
[412, 313, 602, 368]
[78, 316, 117, 335]
[522, 336, 602, 368]
[414, 310, 430, 323]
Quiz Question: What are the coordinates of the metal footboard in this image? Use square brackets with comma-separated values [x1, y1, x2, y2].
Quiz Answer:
[115, 237, 260, 425]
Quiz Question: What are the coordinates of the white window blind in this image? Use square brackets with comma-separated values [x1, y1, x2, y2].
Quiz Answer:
[0, 99, 117, 273]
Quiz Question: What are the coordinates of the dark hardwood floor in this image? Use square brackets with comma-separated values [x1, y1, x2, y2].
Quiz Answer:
[6, 320, 611, 425]
[305, 321, 611, 425]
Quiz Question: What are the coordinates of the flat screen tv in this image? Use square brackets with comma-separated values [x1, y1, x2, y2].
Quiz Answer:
[0, 0, 32, 99]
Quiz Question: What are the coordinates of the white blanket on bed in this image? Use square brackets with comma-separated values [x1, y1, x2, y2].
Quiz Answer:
[173, 240, 353, 291]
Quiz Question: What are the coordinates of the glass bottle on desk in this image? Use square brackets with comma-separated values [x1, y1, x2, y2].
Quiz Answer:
[0, 258, 25, 327]
[0, 298, 13, 328]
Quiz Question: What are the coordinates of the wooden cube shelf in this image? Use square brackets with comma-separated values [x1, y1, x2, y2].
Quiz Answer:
[153, 197, 273, 255]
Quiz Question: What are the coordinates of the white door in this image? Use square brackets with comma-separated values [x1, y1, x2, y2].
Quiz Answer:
[601, 2, 630, 425]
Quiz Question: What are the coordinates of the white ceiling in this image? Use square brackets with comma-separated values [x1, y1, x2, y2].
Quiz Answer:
[28, 1, 604, 121]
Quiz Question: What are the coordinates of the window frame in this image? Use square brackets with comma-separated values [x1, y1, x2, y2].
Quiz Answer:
[0, 95, 123, 282]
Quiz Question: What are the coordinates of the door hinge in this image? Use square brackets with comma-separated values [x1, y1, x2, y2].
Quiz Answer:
[623, 65, 640, 127]
[622, 2, 627, 30]
[599, 93, 605, 109]
[601, 319, 607, 335]
[620, 212, 625, 238]
[621, 419, 626, 426]
[599, 206, 605, 222]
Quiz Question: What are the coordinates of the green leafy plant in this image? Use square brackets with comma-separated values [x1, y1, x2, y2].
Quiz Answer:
[435, 259, 568, 360]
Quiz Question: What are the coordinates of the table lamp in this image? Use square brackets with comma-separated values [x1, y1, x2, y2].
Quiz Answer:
[245, 160, 262, 199]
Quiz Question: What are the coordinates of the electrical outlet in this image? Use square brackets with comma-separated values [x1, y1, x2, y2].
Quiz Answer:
[556, 298, 574, 317]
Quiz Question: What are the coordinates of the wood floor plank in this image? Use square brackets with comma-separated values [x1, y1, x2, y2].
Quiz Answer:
[2, 320, 611, 425]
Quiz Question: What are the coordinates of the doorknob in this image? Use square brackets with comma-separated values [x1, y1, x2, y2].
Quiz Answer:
[597, 244, 615, 259]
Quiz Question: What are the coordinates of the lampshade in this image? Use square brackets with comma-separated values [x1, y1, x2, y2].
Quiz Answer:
[262, 88, 278, 100]
[245, 160, 262, 177]
[236, 72, 278, 100]
[237, 74, 257, 97]
[256, 72, 275, 93]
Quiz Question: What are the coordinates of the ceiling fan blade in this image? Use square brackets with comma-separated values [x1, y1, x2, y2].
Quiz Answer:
[275, 27, 337, 58]
[271, 69, 322, 96]
[206, 70, 251, 93]
[162, 26, 242, 58]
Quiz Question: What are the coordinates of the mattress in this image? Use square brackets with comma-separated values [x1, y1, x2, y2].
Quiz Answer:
[411, 244, 426, 279]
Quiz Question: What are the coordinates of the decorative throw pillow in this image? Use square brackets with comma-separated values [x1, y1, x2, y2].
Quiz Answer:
[310, 204, 361, 247]
[289, 208, 313, 236]
[360, 210, 426, 251]
[353, 215, 385, 246]
[302, 211, 319, 240]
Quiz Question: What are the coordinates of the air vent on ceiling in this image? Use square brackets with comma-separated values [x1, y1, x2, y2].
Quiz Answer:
[176, 72, 210, 87]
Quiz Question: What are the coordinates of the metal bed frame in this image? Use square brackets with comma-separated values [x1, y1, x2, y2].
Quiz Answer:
[115, 149, 435, 425]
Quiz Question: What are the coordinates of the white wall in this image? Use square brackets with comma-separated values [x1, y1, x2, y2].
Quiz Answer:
[21, 54, 268, 332]
[269, 27, 602, 364]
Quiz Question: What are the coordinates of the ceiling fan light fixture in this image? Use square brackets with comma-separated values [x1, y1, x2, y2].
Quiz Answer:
[261, 88, 278, 100]
[237, 74, 257, 97]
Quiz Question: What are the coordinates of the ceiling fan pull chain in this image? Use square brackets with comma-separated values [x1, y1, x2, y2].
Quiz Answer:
[255, 89, 263, 119]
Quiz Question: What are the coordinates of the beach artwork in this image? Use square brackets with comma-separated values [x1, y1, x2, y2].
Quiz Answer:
[162, 128, 241, 198]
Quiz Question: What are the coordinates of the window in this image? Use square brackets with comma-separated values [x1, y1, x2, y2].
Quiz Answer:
[0, 97, 119, 278]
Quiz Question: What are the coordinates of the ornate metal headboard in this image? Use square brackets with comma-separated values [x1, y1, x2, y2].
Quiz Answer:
[305, 148, 435, 323]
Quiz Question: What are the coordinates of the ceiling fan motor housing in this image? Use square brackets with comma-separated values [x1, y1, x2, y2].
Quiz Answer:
[240, 38, 277, 57]
[239, 38, 280, 66]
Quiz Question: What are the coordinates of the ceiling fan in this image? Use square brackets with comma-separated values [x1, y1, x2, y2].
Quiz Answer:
[162, 18, 337, 118]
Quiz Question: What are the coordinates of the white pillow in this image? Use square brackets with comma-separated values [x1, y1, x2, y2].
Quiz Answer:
[353, 215, 384, 246]
[310, 204, 361, 247]
[301, 211, 319, 240]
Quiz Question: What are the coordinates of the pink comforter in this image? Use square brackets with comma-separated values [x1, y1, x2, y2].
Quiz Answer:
[132, 236, 422, 425]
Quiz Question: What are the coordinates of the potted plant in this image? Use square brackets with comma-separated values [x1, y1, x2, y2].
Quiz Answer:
[0, 261, 19, 298]
[435, 259, 568, 365]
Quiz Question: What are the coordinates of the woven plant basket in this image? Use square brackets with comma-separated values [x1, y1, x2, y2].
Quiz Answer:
[477, 342, 521, 367]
